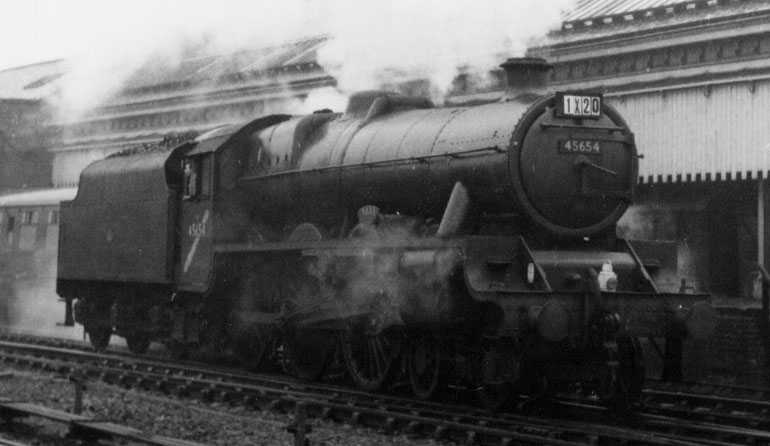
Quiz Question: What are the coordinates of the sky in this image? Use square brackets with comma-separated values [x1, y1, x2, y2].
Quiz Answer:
[0, 0, 575, 70]
[0, 0, 298, 71]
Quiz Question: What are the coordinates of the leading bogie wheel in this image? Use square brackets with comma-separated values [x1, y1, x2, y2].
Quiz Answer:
[616, 335, 645, 406]
[342, 318, 402, 392]
[598, 335, 645, 411]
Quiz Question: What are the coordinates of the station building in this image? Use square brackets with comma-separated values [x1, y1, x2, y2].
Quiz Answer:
[529, 0, 770, 307]
[527, 0, 770, 382]
[0, 62, 58, 191]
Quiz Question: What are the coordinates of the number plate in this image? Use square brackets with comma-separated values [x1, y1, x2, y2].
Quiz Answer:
[561, 139, 601, 155]
[557, 92, 602, 118]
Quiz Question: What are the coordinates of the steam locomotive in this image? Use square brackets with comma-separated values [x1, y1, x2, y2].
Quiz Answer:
[56, 58, 714, 409]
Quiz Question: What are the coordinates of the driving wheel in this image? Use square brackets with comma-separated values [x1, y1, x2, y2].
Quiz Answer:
[407, 332, 443, 400]
[342, 317, 403, 391]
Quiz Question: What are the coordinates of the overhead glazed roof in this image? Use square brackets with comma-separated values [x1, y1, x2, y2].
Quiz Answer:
[119, 35, 328, 91]
[0, 36, 328, 101]
[0, 59, 65, 101]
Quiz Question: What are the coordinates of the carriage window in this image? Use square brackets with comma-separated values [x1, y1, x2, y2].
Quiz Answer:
[48, 210, 59, 224]
[7, 215, 14, 233]
[22, 210, 38, 224]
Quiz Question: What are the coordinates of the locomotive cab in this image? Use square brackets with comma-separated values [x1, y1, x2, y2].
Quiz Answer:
[175, 132, 219, 293]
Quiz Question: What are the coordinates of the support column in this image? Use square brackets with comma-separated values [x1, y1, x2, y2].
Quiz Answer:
[757, 179, 767, 266]
[759, 179, 770, 384]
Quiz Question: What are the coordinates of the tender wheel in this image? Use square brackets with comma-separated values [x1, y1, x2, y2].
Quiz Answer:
[282, 327, 335, 381]
[126, 332, 151, 354]
[342, 318, 402, 391]
[235, 325, 273, 371]
[165, 339, 189, 359]
[87, 326, 111, 352]
[407, 333, 443, 400]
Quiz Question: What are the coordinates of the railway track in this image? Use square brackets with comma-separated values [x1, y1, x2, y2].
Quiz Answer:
[0, 332, 768, 445]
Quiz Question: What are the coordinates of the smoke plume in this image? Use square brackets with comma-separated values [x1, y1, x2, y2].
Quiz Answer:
[44, 0, 575, 118]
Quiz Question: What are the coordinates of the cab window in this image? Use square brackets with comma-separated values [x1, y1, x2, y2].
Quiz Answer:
[183, 158, 199, 199]
[183, 156, 212, 200]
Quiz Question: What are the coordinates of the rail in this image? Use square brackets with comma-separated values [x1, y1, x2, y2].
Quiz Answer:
[0, 334, 769, 445]
[0, 394, 205, 446]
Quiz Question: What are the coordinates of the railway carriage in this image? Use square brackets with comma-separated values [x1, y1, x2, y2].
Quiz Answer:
[56, 58, 714, 409]
[0, 188, 77, 324]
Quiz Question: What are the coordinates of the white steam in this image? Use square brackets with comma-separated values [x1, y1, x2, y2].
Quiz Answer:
[42, 0, 574, 118]
[315, 0, 573, 99]
[4, 255, 84, 340]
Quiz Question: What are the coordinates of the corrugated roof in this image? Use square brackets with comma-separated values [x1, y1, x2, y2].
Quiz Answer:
[563, 0, 688, 22]
[534, 1, 770, 59]
[608, 78, 770, 184]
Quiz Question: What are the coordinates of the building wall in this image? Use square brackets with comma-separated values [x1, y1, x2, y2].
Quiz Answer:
[0, 99, 53, 192]
[684, 308, 766, 386]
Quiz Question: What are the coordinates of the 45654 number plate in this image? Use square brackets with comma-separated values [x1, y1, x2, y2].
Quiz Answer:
[561, 139, 601, 155]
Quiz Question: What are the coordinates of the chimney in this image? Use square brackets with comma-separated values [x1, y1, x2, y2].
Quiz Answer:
[499, 57, 553, 101]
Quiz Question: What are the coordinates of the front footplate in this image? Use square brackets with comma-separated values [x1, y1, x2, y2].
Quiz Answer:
[603, 292, 715, 340]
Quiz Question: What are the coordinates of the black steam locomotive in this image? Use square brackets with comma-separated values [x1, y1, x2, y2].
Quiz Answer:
[57, 58, 714, 409]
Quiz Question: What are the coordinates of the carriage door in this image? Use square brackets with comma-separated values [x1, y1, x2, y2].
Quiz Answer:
[176, 153, 215, 292]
